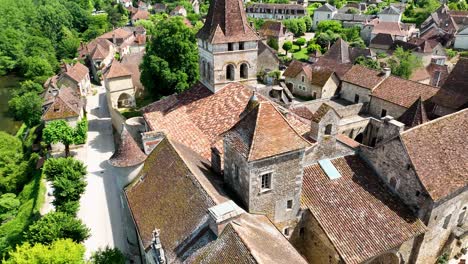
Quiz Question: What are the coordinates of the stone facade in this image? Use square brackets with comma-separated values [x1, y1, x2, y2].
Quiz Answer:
[286, 72, 340, 99]
[198, 39, 258, 93]
[105, 75, 136, 108]
[369, 96, 407, 119]
[340, 81, 374, 107]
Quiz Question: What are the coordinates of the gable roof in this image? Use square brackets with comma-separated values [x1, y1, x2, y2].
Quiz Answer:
[432, 57, 468, 110]
[369, 20, 410, 37]
[105, 61, 132, 79]
[397, 97, 429, 128]
[341, 65, 386, 90]
[259, 21, 288, 38]
[121, 52, 144, 90]
[315, 3, 337, 12]
[380, 5, 401, 15]
[132, 9, 150, 20]
[224, 101, 310, 161]
[283, 60, 308, 78]
[109, 126, 147, 167]
[370, 33, 394, 47]
[196, 0, 259, 44]
[323, 38, 372, 64]
[42, 87, 83, 121]
[400, 109, 468, 201]
[62, 62, 89, 84]
[301, 156, 426, 264]
[372, 76, 439, 108]
[99, 28, 134, 40]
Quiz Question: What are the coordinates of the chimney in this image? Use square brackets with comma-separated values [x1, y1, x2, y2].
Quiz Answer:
[382, 67, 391, 78]
[151, 229, 166, 264]
[112, 32, 116, 45]
[208, 200, 244, 237]
[239, 91, 259, 119]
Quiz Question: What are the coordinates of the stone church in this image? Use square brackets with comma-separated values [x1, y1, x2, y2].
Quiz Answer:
[115, 0, 468, 263]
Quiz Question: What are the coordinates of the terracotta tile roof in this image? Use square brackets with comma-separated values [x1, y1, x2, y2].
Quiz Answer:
[109, 127, 146, 167]
[124, 137, 217, 257]
[426, 63, 449, 87]
[370, 33, 394, 47]
[143, 83, 255, 160]
[409, 67, 431, 82]
[132, 9, 150, 20]
[397, 97, 429, 128]
[121, 52, 144, 90]
[81, 38, 114, 60]
[310, 66, 334, 86]
[224, 101, 310, 161]
[313, 57, 352, 79]
[105, 61, 132, 79]
[341, 65, 386, 90]
[196, 0, 259, 44]
[99, 28, 133, 40]
[369, 20, 409, 37]
[323, 38, 352, 64]
[301, 156, 427, 264]
[259, 21, 288, 38]
[336, 134, 360, 148]
[291, 106, 314, 120]
[42, 87, 83, 121]
[283, 60, 307, 78]
[62, 62, 89, 83]
[432, 58, 468, 110]
[400, 109, 468, 201]
[372, 76, 439, 108]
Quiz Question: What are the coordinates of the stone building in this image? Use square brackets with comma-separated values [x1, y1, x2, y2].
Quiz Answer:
[98, 27, 147, 56]
[361, 18, 418, 44]
[104, 61, 136, 109]
[378, 5, 402, 22]
[56, 62, 91, 96]
[196, 0, 259, 93]
[257, 41, 280, 74]
[258, 21, 293, 53]
[246, 3, 307, 20]
[78, 38, 116, 82]
[41, 87, 85, 127]
[313, 3, 337, 29]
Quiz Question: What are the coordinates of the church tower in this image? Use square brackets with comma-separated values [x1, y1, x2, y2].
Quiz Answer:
[196, 0, 260, 93]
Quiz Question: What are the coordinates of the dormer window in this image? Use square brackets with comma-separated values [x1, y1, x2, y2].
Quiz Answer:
[324, 124, 332, 135]
[228, 43, 234, 51]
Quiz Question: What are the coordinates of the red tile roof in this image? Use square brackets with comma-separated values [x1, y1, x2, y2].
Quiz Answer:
[302, 156, 426, 264]
[132, 9, 150, 20]
[400, 109, 468, 201]
[196, 0, 259, 44]
[109, 127, 146, 167]
[105, 61, 132, 79]
[341, 65, 386, 90]
[62, 62, 89, 83]
[99, 28, 133, 40]
[372, 76, 439, 108]
[224, 101, 310, 161]
[42, 87, 83, 121]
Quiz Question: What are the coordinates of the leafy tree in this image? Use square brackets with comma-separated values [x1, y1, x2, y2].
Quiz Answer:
[307, 43, 322, 54]
[4, 239, 85, 264]
[12, 80, 43, 97]
[316, 20, 342, 34]
[389, 46, 422, 79]
[21, 57, 55, 83]
[43, 121, 76, 157]
[8, 92, 43, 127]
[140, 17, 199, 98]
[0, 51, 15, 75]
[74, 118, 88, 145]
[355, 55, 381, 70]
[283, 41, 293, 55]
[43, 157, 87, 182]
[90, 246, 126, 264]
[328, 0, 347, 8]
[295, 38, 306, 47]
[316, 30, 340, 50]
[26, 212, 90, 245]
[57, 28, 81, 60]
[267, 38, 279, 50]
[303, 15, 313, 31]
[0, 132, 29, 194]
[0, 193, 20, 222]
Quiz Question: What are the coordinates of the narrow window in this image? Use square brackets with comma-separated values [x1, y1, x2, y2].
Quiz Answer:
[416, 190, 421, 197]
[302, 75, 305, 82]
[406, 164, 411, 170]
[226, 64, 235, 81]
[240, 63, 248, 79]
[260, 173, 272, 191]
[299, 227, 305, 238]
[284, 227, 290, 236]
[390, 177, 397, 188]
[354, 94, 359, 103]
[287, 200, 293, 209]
[233, 164, 239, 180]
[443, 214, 452, 229]
[324, 124, 332, 135]
[228, 43, 234, 51]
[239, 42, 245, 50]
[458, 207, 466, 227]
[381, 109, 387, 117]
[312, 92, 317, 99]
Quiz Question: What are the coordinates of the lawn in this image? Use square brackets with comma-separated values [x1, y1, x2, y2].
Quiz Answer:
[292, 44, 309, 61]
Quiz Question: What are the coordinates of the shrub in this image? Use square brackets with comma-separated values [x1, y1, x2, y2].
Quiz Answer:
[74, 118, 88, 145]
[90, 246, 126, 264]
[294, 38, 306, 47]
[5, 239, 85, 263]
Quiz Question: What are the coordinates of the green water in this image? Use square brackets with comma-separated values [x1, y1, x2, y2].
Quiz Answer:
[0, 76, 22, 135]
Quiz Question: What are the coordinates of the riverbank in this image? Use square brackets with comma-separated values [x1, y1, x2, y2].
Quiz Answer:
[0, 75, 22, 135]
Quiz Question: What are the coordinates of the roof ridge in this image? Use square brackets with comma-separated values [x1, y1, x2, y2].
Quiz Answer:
[247, 103, 261, 161]
[269, 102, 312, 146]
[402, 108, 468, 135]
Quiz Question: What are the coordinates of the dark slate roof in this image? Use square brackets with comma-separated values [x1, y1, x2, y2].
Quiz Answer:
[370, 33, 394, 47]
[332, 13, 374, 22]
[426, 63, 449, 87]
[109, 126, 147, 167]
[432, 58, 468, 110]
[224, 101, 310, 161]
[397, 97, 429, 128]
[400, 109, 468, 201]
[301, 156, 427, 264]
[196, 0, 259, 44]
[323, 38, 372, 64]
[380, 5, 401, 15]
[124, 137, 220, 259]
[315, 3, 337, 12]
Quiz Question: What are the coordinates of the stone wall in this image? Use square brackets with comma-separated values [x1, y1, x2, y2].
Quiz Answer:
[340, 81, 373, 108]
[313, 10, 336, 30]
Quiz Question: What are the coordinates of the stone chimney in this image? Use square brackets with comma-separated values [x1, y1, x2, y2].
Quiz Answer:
[208, 200, 244, 237]
[239, 91, 259, 120]
[382, 67, 391, 78]
[151, 229, 166, 264]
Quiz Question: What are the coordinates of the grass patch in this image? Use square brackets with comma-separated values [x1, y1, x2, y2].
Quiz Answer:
[292, 46, 309, 61]
[0, 170, 45, 257]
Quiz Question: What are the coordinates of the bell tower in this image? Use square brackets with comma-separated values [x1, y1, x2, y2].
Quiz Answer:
[196, 0, 260, 93]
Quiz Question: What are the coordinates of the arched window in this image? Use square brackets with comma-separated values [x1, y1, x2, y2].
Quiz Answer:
[390, 177, 397, 189]
[324, 124, 332, 135]
[202, 60, 206, 79]
[240, 63, 248, 79]
[226, 64, 235, 81]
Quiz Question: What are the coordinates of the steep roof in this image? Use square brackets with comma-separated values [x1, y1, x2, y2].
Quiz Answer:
[324, 38, 351, 64]
[121, 52, 144, 90]
[397, 97, 429, 128]
[301, 156, 427, 264]
[132, 9, 150, 20]
[341, 65, 386, 90]
[312, 57, 352, 79]
[259, 21, 288, 38]
[380, 5, 401, 15]
[105, 60, 132, 79]
[370, 33, 394, 47]
[109, 126, 147, 167]
[99, 28, 133, 40]
[315, 3, 337, 12]
[124, 137, 221, 258]
[432, 58, 468, 110]
[400, 109, 468, 201]
[196, 0, 259, 43]
[62, 62, 89, 83]
[372, 76, 439, 108]
[283, 60, 308, 78]
[224, 101, 310, 161]
[42, 87, 83, 121]
[426, 63, 449, 87]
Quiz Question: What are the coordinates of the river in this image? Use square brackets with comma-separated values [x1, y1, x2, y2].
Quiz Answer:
[0, 76, 22, 134]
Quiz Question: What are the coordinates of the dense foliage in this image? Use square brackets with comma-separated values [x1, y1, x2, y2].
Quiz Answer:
[314, 21, 364, 51]
[140, 17, 199, 98]
[43, 121, 77, 157]
[0, 132, 31, 195]
[90, 246, 126, 264]
[355, 55, 381, 70]
[388, 47, 422, 79]
[4, 239, 85, 264]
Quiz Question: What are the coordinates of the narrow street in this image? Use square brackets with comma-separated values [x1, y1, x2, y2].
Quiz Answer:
[76, 85, 129, 258]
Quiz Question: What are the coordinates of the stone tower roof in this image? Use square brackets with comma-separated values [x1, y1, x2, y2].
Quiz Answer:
[196, 0, 259, 44]
[397, 97, 429, 128]
[109, 126, 147, 167]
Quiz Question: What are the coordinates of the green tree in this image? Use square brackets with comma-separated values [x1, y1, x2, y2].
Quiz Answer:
[74, 118, 88, 145]
[8, 92, 43, 127]
[43, 157, 87, 182]
[316, 20, 342, 33]
[26, 212, 90, 245]
[267, 38, 279, 50]
[282, 41, 293, 55]
[295, 38, 306, 47]
[140, 17, 199, 98]
[21, 57, 55, 83]
[0, 193, 20, 222]
[0, 132, 29, 194]
[355, 55, 381, 70]
[5, 239, 85, 264]
[307, 43, 322, 54]
[43, 121, 76, 157]
[57, 28, 81, 60]
[328, 0, 347, 8]
[0, 51, 15, 75]
[316, 30, 340, 50]
[90, 246, 126, 264]
[389, 46, 422, 79]
[13, 80, 43, 97]
[303, 15, 313, 31]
